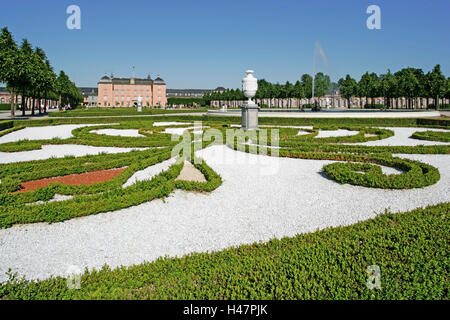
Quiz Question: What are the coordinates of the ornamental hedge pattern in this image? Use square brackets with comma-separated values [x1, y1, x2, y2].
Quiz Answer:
[0, 116, 448, 299]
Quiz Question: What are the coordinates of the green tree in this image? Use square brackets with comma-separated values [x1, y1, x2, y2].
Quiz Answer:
[17, 39, 35, 116]
[0, 27, 20, 117]
[396, 68, 419, 109]
[314, 72, 329, 98]
[301, 74, 313, 100]
[293, 80, 304, 108]
[284, 81, 294, 108]
[428, 64, 447, 109]
[379, 70, 397, 109]
[338, 75, 357, 109]
[358, 72, 379, 108]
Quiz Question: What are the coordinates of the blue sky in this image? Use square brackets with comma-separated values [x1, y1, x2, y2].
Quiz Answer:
[1, 0, 449, 88]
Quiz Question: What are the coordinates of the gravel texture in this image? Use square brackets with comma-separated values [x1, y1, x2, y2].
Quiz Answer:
[122, 158, 176, 188]
[26, 194, 74, 206]
[91, 129, 144, 137]
[296, 130, 310, 136]
[0, 144, 448, 282]
[0, 144, 147, 164]
[163, 127, 199, 135]
[315, 129, 359, 138]
[0, 124, 117, 144]
[347, 127, 450, 146]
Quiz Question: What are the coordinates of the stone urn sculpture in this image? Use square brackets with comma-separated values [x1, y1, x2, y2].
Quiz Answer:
[137, 96, 143, 112]
[241, 70, 259, 130]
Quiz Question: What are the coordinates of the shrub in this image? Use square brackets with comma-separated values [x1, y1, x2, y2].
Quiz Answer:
[0, 120, 13, 131]
[411, 130, 450, 142]
[427, 103, 450, 110]
[322, 155, 440, 189]
[364, 104, 385, 109]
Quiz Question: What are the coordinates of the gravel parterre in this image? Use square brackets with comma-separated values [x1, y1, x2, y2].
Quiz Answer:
[0, 144, 448, 282]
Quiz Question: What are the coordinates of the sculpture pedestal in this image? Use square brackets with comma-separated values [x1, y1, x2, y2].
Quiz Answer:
[241, 102, 259, 130]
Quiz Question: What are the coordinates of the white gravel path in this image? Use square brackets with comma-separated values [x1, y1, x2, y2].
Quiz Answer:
[0, 144, 147, 164]
[123, 158, 177, 188]
[347, 127, 450, 146]
[315, 129, 359, 138]
[0, 124, 117, 144]
[26, 194, 74, 206]
[0, 145, 448, 282]
[260, 125, 314, 130]
[163, 127, 206, 135]
[91, 129, 145, 137]
[163, 127, 196, 135]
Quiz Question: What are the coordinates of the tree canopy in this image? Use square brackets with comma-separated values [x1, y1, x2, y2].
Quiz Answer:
[0, 27, 82, 116]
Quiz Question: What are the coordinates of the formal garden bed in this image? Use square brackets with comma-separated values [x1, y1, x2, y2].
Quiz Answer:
[0, 115, 448, 299]
[411, 130, 450, 142]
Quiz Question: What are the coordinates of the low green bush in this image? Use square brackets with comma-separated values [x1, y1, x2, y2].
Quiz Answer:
[0, 120, 13, 131]
[364, 104, 385, 109]
[167, 97, 206, 106]
[322, 155, 440, 189]
[411, 130, 450, 142]
[416, 118, 450, 127]
[427, 103, 450, 110]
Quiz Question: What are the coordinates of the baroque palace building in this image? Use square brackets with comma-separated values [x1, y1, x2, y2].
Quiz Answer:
[97, 73, 167, 107]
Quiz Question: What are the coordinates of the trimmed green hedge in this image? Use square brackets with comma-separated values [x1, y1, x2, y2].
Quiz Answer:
[364, 104, 385, 109]
[0, 120, 13, 131]
[322, 155, 440, 189]
[167, 97, 205, 105]
[411, 130, 450, 142]
[427, 103, 450, 110]
[1, 202, 448, 299]
[0, 153, 221, 228]
[416, 118, 450, 127]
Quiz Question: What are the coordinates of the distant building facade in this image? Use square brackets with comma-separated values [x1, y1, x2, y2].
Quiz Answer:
[79, 87, 98, 107]
[97, 74, 167, 107]
[0, 87, 10, 104]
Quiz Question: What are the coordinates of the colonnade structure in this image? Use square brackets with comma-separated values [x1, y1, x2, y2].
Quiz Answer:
[210, 94, 449, 109]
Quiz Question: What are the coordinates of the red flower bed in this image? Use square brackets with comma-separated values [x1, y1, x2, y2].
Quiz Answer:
[16, 168, 126, 193]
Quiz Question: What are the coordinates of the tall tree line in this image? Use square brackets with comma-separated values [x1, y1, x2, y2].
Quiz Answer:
[205, 67, 449, 109]
[0, 27, 82, 117]
[203, 73, 333, 108]
[338, 65, 449, 109]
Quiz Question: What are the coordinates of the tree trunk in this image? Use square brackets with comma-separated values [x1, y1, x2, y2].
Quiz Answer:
[22, 94, 26, 116]
[31, 97, 35, 116]
[10, 89, 15, 118]
[436, 95, 440, 109]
